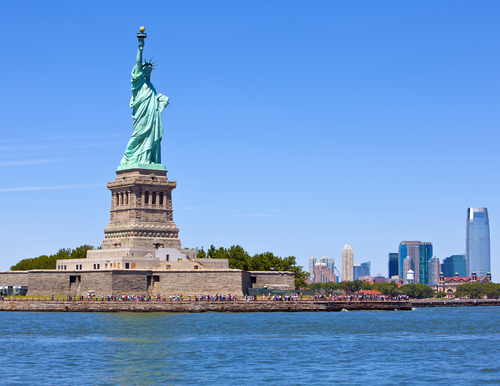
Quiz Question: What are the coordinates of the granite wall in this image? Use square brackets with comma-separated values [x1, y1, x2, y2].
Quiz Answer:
[0, 271, 29, 286]
[248, 271, 295, 289]
[0, 269, 295, 297]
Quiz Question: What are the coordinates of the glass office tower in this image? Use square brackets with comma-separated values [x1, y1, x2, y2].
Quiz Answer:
[388, 253, 398, 279]
[399, 241, 433, 284]
[466, 208, 490, 276]
[441, 255, 466, 277]
[428, 257, 440, 285]
[353, 262, 370, 280]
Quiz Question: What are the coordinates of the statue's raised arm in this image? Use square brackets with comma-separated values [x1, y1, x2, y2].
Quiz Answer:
[119, 27, 169, 171]
[136, 38, 144, 70]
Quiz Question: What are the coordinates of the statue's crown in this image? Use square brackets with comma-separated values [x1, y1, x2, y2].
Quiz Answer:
[142, 58, 157, 69]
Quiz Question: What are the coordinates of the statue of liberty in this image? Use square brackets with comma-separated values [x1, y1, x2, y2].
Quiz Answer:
[120, 27, 169, 170]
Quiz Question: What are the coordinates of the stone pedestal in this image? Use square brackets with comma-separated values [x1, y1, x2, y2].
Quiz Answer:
[101, 168, 181, 250]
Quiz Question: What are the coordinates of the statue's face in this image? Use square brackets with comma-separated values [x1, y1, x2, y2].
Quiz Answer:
[143, 65, 152, 78]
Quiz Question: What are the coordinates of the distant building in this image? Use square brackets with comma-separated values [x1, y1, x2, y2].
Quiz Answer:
[428, 257, 440, 286]
[433, 271, 492, 297]
[466, 208, 491, 276]
[313, 263, 336, 284]
[399, 241, 433, 285]
[359, 274, 387, 283]
[388, 253, 398, 279]
[353, 261, 371, 280]
[441, 255, 466, 278]
[342, 245, 354, 282]
[319, 256, 335, 275]
[389, 275, 400, 283]
[309, 257, 317, 276]
[402, 257, 414, 285]
[372, 274, 388, 283]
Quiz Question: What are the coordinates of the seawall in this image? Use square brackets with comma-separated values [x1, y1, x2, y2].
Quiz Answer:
[412, 299, 500, 307]
[0, 300, 412, 312]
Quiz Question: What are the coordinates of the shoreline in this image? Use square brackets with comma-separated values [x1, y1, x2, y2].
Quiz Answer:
[412, 299, 500, 307]
[0, 300, 411, 312]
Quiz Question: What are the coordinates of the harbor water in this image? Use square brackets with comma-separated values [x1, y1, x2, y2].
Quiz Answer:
[0, 307, 499, 385]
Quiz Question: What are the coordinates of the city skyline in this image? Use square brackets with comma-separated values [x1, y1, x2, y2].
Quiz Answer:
[1, 2, 499, 278]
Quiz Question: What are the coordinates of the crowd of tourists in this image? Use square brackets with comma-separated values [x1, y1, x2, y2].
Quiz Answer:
[49, 293, 409, 302]
[2, 292, 408, 302]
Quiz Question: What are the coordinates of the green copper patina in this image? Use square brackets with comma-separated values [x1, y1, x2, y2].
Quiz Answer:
[119, 28, 169, 171]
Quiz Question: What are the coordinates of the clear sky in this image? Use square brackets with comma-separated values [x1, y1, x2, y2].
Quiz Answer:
[1, 1, 499, 278]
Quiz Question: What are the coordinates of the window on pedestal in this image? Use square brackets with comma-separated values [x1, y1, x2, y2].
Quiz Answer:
[159, 192, 164, 205]
[145, 192, 149, 205]
[152, 192, 156, 205]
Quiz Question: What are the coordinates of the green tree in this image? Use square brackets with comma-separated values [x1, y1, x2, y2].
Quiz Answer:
[372, 282, 401, 296]
[196, 247, 207, 259]
[455, 282, 487, 299]
[435, 291, 446, 298]
[482, 283, 500, 299]
[10, 245, 95, 271]
[70, 245, 95, 259]
[344, 280, 371, 293]
[400, 284, 435, 299]
[198, 245, 307, 289]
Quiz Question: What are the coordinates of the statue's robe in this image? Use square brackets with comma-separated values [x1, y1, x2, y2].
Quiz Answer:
[121, 66, 169, 165]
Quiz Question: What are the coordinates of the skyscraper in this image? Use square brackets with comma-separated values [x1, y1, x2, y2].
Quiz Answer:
[309, 257, 317, 277]
[466, 207, 491, 276]
[399, 241, 433, 284]
[342, 245, 354, 282]
[441, 255, 466, 277]
[403, 257, 414, 285]
[388, 253, 398, 279]
[428, 256, 440, 285]
[353, 262, 371, 280]
[313, 263, 336, 283]
[319, 256, 335, 275]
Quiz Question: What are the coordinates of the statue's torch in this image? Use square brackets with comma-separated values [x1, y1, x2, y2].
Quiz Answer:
[137, 26, 147, 40]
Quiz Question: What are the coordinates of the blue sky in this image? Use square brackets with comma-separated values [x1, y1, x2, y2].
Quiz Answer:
[2, 1, 499, 278]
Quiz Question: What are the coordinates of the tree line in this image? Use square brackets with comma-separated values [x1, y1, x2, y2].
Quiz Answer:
[196, 245, 308, 288]
[308, 281, 436, 299]
[455, 282, 500, 299]
[309, 280, 500, 299]
[10, 245, 96, 271]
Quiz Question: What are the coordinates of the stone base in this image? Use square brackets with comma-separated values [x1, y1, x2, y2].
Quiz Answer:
[102, 168, 181, 250]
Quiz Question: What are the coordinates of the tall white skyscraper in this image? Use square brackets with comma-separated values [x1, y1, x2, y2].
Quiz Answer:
[342, 245, 354, 282]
